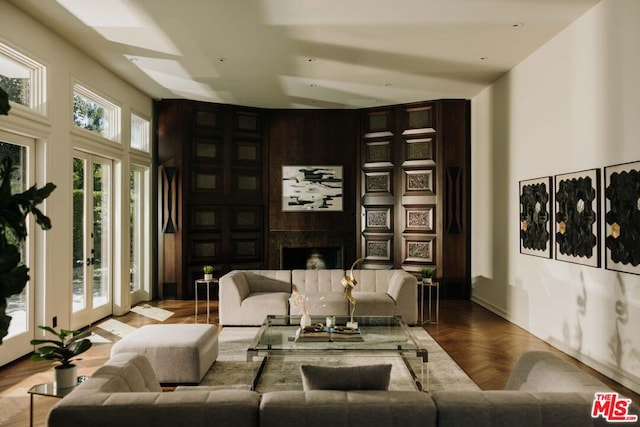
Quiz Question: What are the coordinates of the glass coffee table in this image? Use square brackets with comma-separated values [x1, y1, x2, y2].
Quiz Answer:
[247, 315, 428, 391]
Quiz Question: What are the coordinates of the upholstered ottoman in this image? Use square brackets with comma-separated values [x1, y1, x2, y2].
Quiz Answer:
[110, 324, 218, 384]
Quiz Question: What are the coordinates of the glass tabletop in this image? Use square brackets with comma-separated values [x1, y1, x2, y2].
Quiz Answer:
[249, 315, 425, 355]
[28, 376, 87, 398]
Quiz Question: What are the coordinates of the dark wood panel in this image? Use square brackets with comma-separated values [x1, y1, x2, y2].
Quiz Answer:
[156, 100, 267, 298]
[436, 100, 471, 298]
[268, 109, 359, 234]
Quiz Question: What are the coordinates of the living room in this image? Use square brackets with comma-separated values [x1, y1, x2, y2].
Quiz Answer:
[0, 0, 639, 423]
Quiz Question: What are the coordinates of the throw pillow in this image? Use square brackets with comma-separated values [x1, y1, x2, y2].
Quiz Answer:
[300, 364, 392, 391]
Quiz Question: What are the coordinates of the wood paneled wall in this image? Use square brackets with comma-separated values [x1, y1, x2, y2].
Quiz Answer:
[155, 99, 469, 299]
[267, 109, 359, 267]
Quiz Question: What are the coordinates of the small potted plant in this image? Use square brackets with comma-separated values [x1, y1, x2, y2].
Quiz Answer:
[30, 326, 93, 389]
[420, 267, 436, 285]
[203, 265, 215, 281]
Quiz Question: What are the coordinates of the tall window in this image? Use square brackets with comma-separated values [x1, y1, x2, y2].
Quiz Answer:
[131, 114, 150, 152]
[0, 142, 28, 338]
[0, 42, 46, 114]
[129, 166, 148, 293]
[73, 83, 121, 142]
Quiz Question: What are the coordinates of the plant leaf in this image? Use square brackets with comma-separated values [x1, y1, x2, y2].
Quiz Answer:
[0, 298, 9, 344]
[0, 88, 10, 116]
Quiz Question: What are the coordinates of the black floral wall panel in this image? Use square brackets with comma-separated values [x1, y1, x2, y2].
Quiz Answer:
[604, 161, 640, 275]
[519, 176, 552, 258]
[554, 169, 601, 267]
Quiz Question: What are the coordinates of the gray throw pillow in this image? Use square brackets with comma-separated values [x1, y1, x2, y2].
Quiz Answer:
[300, 364, 392, 391]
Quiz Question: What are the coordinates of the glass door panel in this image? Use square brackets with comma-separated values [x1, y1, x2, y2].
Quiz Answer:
[72, 157, 86, 312]
[92, 160, 111, 312]
[71, 152, 112, 329]
[0, 132, 36, 366]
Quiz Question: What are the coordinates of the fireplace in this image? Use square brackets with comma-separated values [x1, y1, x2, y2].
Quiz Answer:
[281, 246, 343, 270]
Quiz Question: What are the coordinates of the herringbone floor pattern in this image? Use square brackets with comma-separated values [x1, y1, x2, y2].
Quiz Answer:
[1, 299, 637, 426]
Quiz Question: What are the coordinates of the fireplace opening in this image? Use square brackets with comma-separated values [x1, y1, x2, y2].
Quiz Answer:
[281, 246, 343, 270]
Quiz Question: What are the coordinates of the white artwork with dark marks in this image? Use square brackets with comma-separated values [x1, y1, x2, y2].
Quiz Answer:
[282, 166, 343, 211]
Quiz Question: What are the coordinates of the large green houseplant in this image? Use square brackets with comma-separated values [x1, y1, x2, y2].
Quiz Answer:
[0, 86, 56, 344]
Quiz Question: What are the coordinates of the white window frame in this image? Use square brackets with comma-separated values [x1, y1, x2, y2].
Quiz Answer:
[130, 113, 150, 153]
[72, 83, 121, 143]
[0, 41, 47, 116]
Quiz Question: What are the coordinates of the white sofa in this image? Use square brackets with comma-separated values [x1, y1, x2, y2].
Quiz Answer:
[219, 269, 418, 326]
[48, 351, 639, 427]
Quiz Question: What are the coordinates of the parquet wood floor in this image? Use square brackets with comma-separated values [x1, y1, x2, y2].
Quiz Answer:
[1, 299, 637, 426]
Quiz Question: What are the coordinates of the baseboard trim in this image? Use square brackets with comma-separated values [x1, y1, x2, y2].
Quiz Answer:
[470, 294, 510, 321]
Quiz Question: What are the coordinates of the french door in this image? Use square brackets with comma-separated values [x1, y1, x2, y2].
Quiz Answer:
[0, 131, 36, 366]
[72, 152, 113, 328]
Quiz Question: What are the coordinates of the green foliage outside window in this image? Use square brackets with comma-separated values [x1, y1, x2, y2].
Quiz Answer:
[73, 94, 105, 134]
[0, 75, 29, 108]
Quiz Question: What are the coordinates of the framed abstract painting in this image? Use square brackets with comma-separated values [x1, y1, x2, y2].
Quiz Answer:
[554, 168, 601, 267]
[282, 166, 343, 211]
[519, 176, 553, 258]
[604, 160, 640, 275]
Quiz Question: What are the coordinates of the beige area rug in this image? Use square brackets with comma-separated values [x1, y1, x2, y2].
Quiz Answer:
[95, 318, 137, 338]
[195, 327, 480, 393]
[131, 305, 174, 322]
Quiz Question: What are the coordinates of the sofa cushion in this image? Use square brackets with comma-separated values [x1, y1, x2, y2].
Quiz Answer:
[432, 390, 609, 427]
[352, 291, 395, 316]
[49, 389, 261, 427]
[301, 292, 349, 316]
[260, 390, 437, 427]
[241, 292, 291, 324]
[83, 352, 162, 393]
[292, 269, 346, 293]
[300, 364, 392, 391]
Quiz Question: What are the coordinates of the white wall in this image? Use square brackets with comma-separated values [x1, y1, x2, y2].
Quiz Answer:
[472, 0, 640, 393]
[0, 1, 153, 331]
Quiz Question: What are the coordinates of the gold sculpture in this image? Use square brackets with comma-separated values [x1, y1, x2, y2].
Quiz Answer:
[342, 257, 365, 326]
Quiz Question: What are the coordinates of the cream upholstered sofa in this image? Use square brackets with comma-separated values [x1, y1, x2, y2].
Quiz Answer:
[48, 352, 260, 427]
[48, 351, 639, 427]
[219, 269, 418, 326]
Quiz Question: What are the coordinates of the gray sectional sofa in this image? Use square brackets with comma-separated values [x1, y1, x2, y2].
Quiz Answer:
[219, 269, 418, 326]
[48, 351, 638, 427]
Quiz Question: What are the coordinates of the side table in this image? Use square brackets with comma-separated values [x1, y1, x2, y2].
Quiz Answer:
[419, 280, 439, 325]
[28, 376, 86, 427]
[195, 278, 218, 323]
